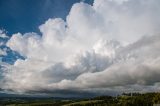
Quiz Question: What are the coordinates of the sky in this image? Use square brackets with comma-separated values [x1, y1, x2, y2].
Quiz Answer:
[1, 0, 160, 97]
[0, 0, 93, 35]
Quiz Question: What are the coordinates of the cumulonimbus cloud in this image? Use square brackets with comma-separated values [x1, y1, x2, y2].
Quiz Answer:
[1, 0, 160, 96]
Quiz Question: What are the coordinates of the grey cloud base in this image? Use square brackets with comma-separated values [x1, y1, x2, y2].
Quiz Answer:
[1, 0, 160, 97]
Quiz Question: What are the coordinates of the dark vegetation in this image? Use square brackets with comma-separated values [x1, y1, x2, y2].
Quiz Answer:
[0, 92, 160, 106]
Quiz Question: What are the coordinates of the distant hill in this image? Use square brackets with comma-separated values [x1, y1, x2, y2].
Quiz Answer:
[0, 92, 160, 106]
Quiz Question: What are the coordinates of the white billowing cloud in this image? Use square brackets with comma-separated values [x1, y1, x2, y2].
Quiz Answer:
[1, 0, 160, 96]
[39, 18, 67, 43]
[6, 32, 44, 60]
[109, 0, 128, 4]
[52, 35, 160, 90]
[93, 0, 160, 44]
[0, 29, 8, 38]
[0, 49, 7, 56]
[1, 59, 54, 93]
[67, 2, 104, 46]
